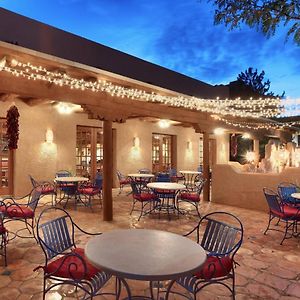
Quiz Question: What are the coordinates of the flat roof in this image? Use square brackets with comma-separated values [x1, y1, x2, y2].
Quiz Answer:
[0, 8, 228, 99]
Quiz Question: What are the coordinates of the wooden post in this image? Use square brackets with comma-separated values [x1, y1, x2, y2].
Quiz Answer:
[103, 120, 113, 221]
[203, 132, 210, 202]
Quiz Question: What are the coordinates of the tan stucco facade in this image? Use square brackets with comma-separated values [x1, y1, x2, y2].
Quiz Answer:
[1, 100, 202, 196]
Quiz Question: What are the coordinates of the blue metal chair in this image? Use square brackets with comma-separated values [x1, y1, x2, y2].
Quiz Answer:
[130, 181, 160, 221]
[55, 170, 77, 203]
[177, 178, 206, 217]
[156, 173, 171, 182]
[34, 207, 113, 300]
[168, 168, 184, 182]
[78, 176, 103, 208]
[116, 170, 131, 194]
[166, 212, 243, 300]
[29, 175, 57, 206]
[0, 188, 42, 238]
[277, 182, 300, 206]
[263, 188, 300, 244]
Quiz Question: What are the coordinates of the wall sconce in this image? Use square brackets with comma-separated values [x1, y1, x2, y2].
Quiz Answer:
[242, 133, 251, 139]
[187, 140, 192, 150]
[45, 129, 54, 143]
[158, 119, 170, 129]
[133, 137, 140, 147]
[214, 128, 225, 135]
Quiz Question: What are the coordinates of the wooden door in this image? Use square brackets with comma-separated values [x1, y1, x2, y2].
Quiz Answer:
[152, 134, 173, 173]
[0, 118, 9, 195]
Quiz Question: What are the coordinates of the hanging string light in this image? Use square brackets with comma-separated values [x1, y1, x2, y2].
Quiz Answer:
[0, 57, 284, 118]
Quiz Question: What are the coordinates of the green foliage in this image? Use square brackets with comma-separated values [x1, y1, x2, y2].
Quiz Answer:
[237, 67, 285, 97]
[207, 0, 300, 45]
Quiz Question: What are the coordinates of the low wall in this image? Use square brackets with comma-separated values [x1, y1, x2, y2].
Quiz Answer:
[211, 164, 300, 212]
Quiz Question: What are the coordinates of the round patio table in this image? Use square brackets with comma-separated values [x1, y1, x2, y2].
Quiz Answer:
[179, 170, 202, 189]
[85, 229, 206, 299]
[54, 176, 89, 208]
[147, 182, 186, 219]
[128, 173, 155, 190]
[290, 193, 300, 204]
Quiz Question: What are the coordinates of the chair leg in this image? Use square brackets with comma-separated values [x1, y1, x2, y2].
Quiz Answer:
[264, 213, 273, 235]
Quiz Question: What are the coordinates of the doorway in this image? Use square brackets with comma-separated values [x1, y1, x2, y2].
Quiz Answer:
[152, 133, 176, 173]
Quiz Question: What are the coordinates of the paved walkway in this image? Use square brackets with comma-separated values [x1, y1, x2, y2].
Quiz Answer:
[0, 189, 299, 299]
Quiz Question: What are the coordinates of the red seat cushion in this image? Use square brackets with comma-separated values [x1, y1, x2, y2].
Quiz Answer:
[36, 186, 55, 194]
[134, 193, 157, 202]
[180, 193, 200, 202]
[78, 187, 100, 196]
[194, 256, 233, 279]
[45, 248, 100, 280]
[271, 205, 300, 219]
[4, 205, 34, 218]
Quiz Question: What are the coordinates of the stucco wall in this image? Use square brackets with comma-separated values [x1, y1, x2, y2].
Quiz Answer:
[1, 100, 202, 196]
[212, 164, 300, 211]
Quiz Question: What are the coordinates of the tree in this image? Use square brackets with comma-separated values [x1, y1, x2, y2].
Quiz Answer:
[229, 67, 285, 99]
[207, 0, 300, 45]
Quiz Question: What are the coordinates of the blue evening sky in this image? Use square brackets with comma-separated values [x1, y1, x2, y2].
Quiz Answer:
[1, 0, 300, 100]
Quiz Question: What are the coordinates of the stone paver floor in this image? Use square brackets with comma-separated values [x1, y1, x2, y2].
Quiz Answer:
[0, 189, 300, 299]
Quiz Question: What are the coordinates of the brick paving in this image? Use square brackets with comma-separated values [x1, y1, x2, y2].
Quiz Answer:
[0, 189, 299, 299]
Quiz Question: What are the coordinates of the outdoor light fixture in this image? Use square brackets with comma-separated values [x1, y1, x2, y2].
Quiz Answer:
[0, 56, 6, 71]
[187, 141, 192, 150]
[55, 102, 81, 114]
[45, 129, 54, 143]
[245, 151, 256, 163]
[133, 137, 140, 147]
[214, 128, 225, 135]
[242, 133, 251, 139]
[158, 119, 170, 129]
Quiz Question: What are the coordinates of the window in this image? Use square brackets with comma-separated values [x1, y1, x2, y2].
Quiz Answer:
[152, 133, 173, 173]
[76, 126, 103, 178]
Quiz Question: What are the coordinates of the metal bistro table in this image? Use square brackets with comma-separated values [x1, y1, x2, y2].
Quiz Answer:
[54, 176, 89, 208]
[85, 229, 206, 300]
[147, 182, 186, 219]
[290, 193, 300, 204]
[128, 173, 155, 189]
[179, 170, 202, 189]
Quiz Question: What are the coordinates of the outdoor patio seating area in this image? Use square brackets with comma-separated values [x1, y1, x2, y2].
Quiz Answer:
[0, 189, 299, 300]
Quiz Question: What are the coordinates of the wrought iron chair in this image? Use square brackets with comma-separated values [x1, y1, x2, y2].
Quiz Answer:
[0, 188, 42, 238]
[29, 175, 57, 206]
[116, 170, 131, 194]
[55, 170, 76, 201]
[34, 207, 113, 300]
[0, 209, 8, 266]
[156, 173, 171, 182]
[177, 178, 206, 217]
[278, 182, 300, 206]
[169, 168, 184, 183]
[263, 188, 300, 244]
[130, 181, 160, 221]
[78, 176, 103, 208]
[166, 212, 243, 300]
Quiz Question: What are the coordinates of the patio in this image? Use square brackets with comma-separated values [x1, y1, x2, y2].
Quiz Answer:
[0, 190, 299, 300]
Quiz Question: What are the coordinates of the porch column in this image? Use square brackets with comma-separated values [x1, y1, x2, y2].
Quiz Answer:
[254, 139, 260, 164]
[203, 132, 210, 202]
[103, 120, 113, 221]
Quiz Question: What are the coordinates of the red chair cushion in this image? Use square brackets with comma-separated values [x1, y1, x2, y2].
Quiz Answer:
[134, 193, 157, 202]
[2, 205, 34, 218]
[36, 186, 55, 194]
[180, 193, 200, 202]
[45, 248, 100, 280]
[120, 179, 131, 185]
[78, 187, 100, 196]
[194, 256, 233, 279]
[271, 205, 300, 219]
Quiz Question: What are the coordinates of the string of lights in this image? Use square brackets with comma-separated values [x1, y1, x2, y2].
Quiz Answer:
[0, 56, 283, 119]
[211, 115, 300, 130]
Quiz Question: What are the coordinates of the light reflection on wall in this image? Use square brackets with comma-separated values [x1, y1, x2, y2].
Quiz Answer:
[40, 141, 58, 159]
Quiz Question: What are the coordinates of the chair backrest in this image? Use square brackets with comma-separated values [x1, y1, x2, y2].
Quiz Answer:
[278, 182, 298, 204]
[116, 170, 125, 181]
[95, 176, 103, 189]
[28, 188, 42, 211]
[130, 181, 141, 195]
[138, 168, 151, 174]
[200, 212, 243, 257]
[156, 173, 170, 182]
[263, 188, 283, 214]
[169, 168, 177, 177]
[195, 178, 206, 194]
[29, 175, 38, 188]
[55, 170, 71, 178]
[36, 207, 75, 260]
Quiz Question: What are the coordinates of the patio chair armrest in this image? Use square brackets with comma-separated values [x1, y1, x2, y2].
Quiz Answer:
[73, 223, 103, 236]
